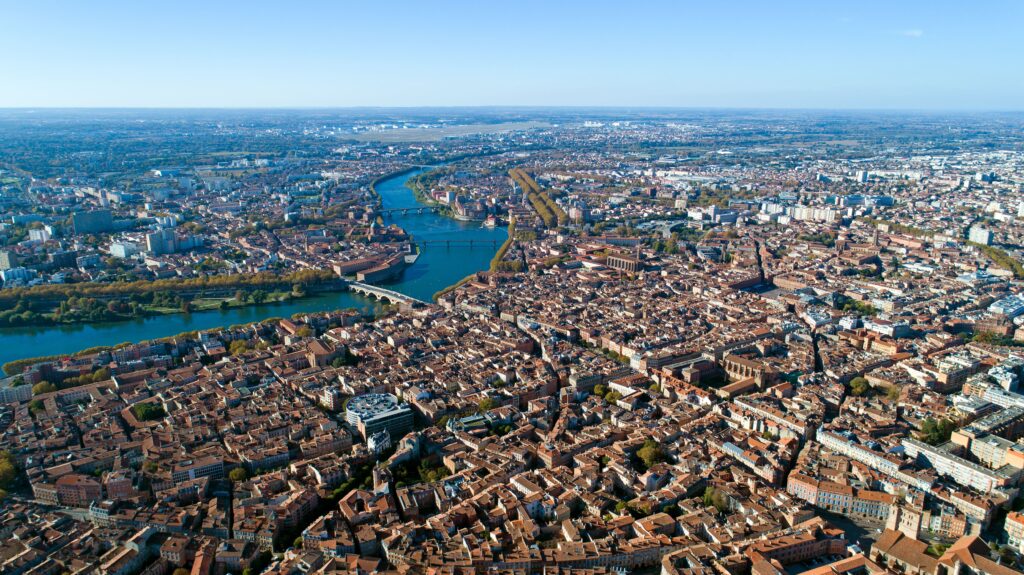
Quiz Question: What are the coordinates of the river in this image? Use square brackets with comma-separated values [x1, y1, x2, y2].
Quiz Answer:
[0, 167, 508, 367]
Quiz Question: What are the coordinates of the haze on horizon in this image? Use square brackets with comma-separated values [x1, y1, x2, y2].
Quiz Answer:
[1, 0, 1021, 111]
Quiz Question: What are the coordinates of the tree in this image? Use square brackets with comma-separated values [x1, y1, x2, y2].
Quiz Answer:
[331, 349, 359, 368]
[637, 439, 666, 469]
[593, 384, 607, 397]
[294, 326, 313, 338]
[132, 402, 166, 422]
[920, 418, 956, 445]
[32, 381, 57, 395]
[703, 486, 728, 513]
[0, 451, 18, 490]
[229, 467, 248, 482]
[849, 377, 870, 396]
[293, 535, 303, 549]
[478, 397, 498, 413]
[229, 340, 251, 356]
[28, 399, 45, 414]
[886, 385, 901, 401]
[173, 569, 190, 575]
[180, 300, 192, 314]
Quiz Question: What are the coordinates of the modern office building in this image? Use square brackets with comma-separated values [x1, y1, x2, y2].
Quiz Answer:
[345, 393, 414, 440]
[990, 295, 1024, 318]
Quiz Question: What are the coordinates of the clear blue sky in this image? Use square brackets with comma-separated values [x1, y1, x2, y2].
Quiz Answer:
[1, 0, 1020, 109]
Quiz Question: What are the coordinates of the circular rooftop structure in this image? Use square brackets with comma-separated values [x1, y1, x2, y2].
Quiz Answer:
[346, 393, 402, 424]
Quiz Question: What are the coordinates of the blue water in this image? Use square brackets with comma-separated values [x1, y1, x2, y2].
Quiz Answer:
[373, 168, 508, 301]
[0, 168, 507, 366]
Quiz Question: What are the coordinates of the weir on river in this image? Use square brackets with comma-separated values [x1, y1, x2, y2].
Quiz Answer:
[0, 167, 509, 367]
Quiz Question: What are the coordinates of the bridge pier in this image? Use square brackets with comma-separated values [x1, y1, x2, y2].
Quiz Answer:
[348, 281, 427, 307]
[380, 206, 445, 217]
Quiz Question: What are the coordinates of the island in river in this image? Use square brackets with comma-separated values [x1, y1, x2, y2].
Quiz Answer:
[0, 167, 508, 368]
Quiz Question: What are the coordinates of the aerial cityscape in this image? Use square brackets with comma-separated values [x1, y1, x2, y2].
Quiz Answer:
[1, 2, 1024, 575]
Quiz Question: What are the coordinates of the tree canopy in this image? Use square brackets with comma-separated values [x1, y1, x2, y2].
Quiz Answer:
[132, 402, 167, 422]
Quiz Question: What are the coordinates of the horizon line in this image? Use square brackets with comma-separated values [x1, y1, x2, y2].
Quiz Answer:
[0, 105, 1022, 114]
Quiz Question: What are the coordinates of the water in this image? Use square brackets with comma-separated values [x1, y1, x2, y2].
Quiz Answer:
[373, 168, 508, 301]
[0, 168, 508, 367]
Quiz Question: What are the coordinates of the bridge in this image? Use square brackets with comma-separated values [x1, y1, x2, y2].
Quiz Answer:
[419, 239, 499, 248]
[380, 206, 442, 217]
[348, 281, 426, 307]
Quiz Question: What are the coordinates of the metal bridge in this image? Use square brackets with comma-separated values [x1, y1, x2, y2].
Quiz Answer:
[348, 281, 426, 306]
[379, 206, 442, 217]
[418, 239, 499, 248]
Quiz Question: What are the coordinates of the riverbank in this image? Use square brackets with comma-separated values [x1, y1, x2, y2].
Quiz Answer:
[368, 166, 420, 204]
[0, 167, 507, 367]
[432, 220, 517, 301]
[1, 305, 381, 377]
[403, 170, 457, 218]
[0, 274, 347, 329]
[432, 272, 478, 301]
[0, 269, 338, 306]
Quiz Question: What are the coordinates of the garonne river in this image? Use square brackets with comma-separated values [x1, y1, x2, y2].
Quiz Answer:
[0, 167, 508, 367]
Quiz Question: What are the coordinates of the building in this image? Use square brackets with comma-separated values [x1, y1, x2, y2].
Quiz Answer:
[871, 530, 1020, 575]
[321, 388, 345, 412]
[787, 473, 894, 520]
[171, 457, 224, 484]
[146, 228, 177, 255]
[367, 430, 392, 454]
[109, 241, 140, 259]
[0, 250, 19, 270]
[55, 473, 103, 507]
[0, 384, 32, 404]
[901, 438, 1020, 493]
[606, 252, 643, 273]
[817, 428, 933, 491]
[990, 296, 1024, 319]
[1007, 512, 1024, 553]
[345, 393, 414, 440]
[0, 267, 33, 283]
[72, 209, 114, 234]
[863, 318, 912, 339]
[969, 226, 993, 246]
[145, 228, 201, 255]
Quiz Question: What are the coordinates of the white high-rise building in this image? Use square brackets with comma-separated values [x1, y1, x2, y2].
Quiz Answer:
[146, 228, 177, 255]
[969, 226, 993, 246]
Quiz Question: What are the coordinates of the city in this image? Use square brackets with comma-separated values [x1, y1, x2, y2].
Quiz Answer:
[1, 2, 1024, 575]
